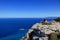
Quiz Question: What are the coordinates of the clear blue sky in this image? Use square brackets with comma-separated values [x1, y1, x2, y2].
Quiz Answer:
[0, 0, 60, 18]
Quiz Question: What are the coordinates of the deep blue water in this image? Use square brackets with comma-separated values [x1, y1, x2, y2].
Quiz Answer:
[0, 18, 54, 40]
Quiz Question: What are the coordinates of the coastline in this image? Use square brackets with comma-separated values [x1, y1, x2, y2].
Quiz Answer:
[22, 18, 60, 40]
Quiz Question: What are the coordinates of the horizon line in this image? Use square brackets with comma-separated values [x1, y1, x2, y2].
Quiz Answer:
[0, 17, 59, 18]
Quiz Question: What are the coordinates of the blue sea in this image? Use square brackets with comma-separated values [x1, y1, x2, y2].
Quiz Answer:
[0, 18, 55, 40]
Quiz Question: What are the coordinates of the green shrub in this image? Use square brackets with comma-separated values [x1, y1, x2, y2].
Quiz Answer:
[50, 33, 58, 40]
[42, 22, 51, 25]
[54, 17, 60, 22]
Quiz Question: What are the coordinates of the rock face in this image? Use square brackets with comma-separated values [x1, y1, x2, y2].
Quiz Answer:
[28, 29, 48, 40]
[32, 20, 60, 35]
[22, 29, 48, 40]
[22, 19, 60, 40]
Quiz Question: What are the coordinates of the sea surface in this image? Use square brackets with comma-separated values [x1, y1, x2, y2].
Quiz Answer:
[0, 18, 55, 40]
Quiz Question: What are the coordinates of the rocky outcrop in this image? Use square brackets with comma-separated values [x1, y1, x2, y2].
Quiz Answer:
[22, 19, 60, 40]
